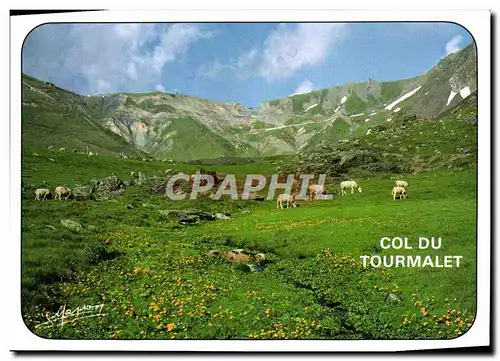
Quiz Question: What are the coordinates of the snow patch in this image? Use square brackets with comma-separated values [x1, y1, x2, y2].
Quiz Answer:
[460, 86, 471, 99]
[394, 108, 401, 113]
[364, 118, 370, 123]
[370, 112, 377, 116]
[385, 86, 422, 110]
[341, 96, 347, 104]
[351, 113, 365, 118]
[446, 90, 458, 106]
[305, 103, 318, 112]
[424, 92, 429, 96]
[334, 106, 340, 113]
[366, 129, 372, 135]
[386, 118, 392, 122]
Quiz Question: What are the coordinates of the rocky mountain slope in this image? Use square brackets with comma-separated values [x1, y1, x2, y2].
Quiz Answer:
[22, 42, 476, 161]
[22, 74, 148, 157]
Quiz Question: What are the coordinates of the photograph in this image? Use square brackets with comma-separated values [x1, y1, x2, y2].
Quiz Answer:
[10, 9, 491, 351]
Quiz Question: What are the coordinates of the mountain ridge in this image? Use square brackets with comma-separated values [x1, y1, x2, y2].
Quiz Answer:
[21, 42, 477, 161]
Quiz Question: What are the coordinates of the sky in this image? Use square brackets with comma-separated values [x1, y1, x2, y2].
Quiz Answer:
[22, 22, 474, 108]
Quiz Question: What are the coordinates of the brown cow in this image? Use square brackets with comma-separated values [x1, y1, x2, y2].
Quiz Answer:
[277, 193, 297, 209]
[308, 184, 325, 201]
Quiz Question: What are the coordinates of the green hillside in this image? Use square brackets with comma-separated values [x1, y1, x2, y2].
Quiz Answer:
[148, 116, 256, 161]
[22, 74, 146, 157]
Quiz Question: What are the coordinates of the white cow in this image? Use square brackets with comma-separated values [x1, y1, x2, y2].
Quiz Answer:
[392, 186, 408, 200]
[395, 180, 408, 188]
[340, 181, 362, 195]
[35, 188, 50, 201]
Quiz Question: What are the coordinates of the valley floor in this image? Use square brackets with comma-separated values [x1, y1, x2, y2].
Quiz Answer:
[21, 161, 477, 340]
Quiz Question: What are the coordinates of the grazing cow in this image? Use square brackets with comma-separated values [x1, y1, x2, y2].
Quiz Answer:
[340, 180, 362, 195]
[308, 184, 325, 201]
[395, 180, 408, 188]
[392, 186, 408, 200]
[35, 188, 50, 201]
[54, 186, 72, 201]
[276, 193, 297, 209]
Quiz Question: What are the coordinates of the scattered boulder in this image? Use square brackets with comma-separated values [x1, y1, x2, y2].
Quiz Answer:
[208, 249, 266, 263]
[158, 210, 195, 220]
[179, 215, 199, 225]
[248, 263, 268, 272]
[214, 213, 231, 220]
[339, 150, 380, 168]
[138, 172, 147, 186]
[60, 219, 83, 233]
[158, 209, 229, 224]
[387, 293, 401, 303]
[72, 185, 95, 201]
[94, 174, 126, 200]
[464, 117, 477, 125]
[148, 176, 169, 194]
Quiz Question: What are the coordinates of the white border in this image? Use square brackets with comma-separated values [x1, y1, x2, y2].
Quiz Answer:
[8, 9, 490, 352]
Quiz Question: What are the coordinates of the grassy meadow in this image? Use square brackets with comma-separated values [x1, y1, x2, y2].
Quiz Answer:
[21, 150, 477, 340]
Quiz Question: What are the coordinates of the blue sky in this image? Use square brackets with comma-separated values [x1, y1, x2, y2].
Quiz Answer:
[22, 22, 473, 108]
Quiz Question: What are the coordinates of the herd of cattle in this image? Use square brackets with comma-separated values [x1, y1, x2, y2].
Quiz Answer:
[276, 180, 409, 209]
[32, 170, 409, 207]
[33, 178, 409, 205]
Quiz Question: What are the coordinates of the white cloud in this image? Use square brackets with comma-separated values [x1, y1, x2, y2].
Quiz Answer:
[234, 49, 259, 80]
[22, 23, 213, 94]
[151, 24, 213, 72]
[155, 84, 166, 92]
[291, 80, 315, 96]
[126, 62, 138, 81]
[97, 79, 113, 94]
[198, 61, 228, 79]
[445, 34, 464, 56]
[198, 24, 345, 83]
[259, 23, 346, 82]
[198, 48, 259, 80]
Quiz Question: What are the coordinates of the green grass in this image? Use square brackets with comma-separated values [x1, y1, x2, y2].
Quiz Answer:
[22, 148, 477, 339]
[22, 74, 146, 157]
[251, 121, 274, 129]
[345, 90, 370, 115]
[20, 66, 478, 341]
[306, 118, 351, 148]
[149, 116, 242, 161]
